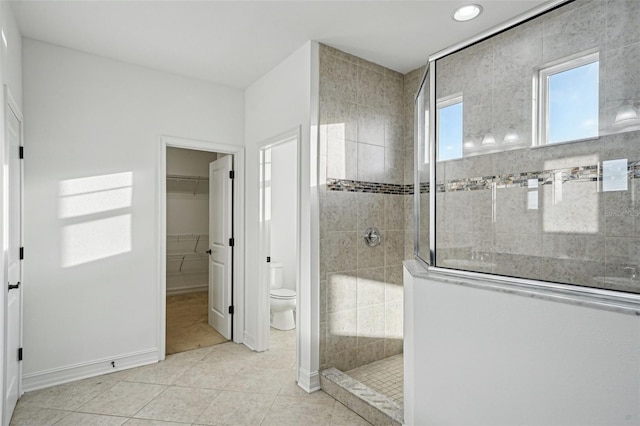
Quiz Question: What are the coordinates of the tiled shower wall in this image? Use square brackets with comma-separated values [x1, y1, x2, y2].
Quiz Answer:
[318, 44, 424, 370]
[428, 0, 640, 293]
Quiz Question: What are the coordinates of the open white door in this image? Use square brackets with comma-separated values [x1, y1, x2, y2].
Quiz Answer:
[4, 91, 23, 426]
[207, 155, 233, 340]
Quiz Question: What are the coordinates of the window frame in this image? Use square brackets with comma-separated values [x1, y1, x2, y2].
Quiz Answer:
[537, 51, 600, 146]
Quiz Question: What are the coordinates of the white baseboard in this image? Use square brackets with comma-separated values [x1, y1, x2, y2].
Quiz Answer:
[23, 348, 158, 392]
[166, 285, 207, 296]
[298, 367, 321, 393]
[243, 331, 257, 351]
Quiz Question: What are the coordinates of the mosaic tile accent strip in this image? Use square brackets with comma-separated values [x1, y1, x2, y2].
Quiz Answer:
[326, 179, 412, 194]
[327, 161, 640, 195]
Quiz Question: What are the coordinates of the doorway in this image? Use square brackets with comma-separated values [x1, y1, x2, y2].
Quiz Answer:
[165, 147, 231, 355]
[159, 137, 244, 361]
[259, 134, 298, 353]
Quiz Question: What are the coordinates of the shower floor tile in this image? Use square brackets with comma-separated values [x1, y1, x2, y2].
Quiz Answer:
[346, 354, 403, 406]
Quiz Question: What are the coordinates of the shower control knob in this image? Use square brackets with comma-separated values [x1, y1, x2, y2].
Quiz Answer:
[364, 227, 381, 247]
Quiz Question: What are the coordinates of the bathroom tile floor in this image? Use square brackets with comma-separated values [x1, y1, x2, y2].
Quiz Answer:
[11, 329, 371, 426]
[346, 354, 403, 407]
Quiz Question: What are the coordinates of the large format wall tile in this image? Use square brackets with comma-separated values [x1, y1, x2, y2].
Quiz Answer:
[606, 0, 640, 50]
[319, 44, 410, 370]
[542, 0, 605, 63]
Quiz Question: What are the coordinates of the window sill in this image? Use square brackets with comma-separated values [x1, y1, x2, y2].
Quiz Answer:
[532, 134, 600, 149]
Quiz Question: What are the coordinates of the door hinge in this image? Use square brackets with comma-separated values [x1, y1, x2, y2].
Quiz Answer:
[229, 170, 235, 179]
[19, 146, 24, 159]
[20, 247, 24, 260]
[228, 306, 234, 315]
[229, 238, 234, 247]
[267, 256, 271, 263]
[18, 347, 23, 361]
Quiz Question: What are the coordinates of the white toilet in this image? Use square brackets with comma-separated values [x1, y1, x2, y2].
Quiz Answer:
[269, 262, 296, 330]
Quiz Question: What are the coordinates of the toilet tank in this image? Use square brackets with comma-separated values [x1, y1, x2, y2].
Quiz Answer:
[269, 262, 283, 289]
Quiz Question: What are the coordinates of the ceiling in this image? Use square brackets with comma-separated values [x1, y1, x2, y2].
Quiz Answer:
[10, 0, 548, 89]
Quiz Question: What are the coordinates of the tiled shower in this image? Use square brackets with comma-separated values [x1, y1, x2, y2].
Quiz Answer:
[319, 1, 640, 421]
[317, 43, 424, 408]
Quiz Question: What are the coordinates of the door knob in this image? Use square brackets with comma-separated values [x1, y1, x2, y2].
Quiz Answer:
[8, 281, 20, 291]
[206, 249, 212, 254]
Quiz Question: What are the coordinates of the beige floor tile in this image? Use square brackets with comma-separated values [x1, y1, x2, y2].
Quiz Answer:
[12, 329, 374, 426]
[124, 419, 190, 426]
[330, 402, 372, 425]
[196, 355, 249, 373]
[277, 378, 308, 398]
[134, 386, 218, 423]
[123, 358, 195, 386]
[261, 394, 336, 425]
[18, 375, 120, 411]
[272, 394, 336, 414]
[195, 390, 275, 425]
[165, 345, 215, 363]
[260, 412, 332, 426]
[278, 382, 336, 405]
[78, 382, 166, 417]
[9, 405, 70, 426]
[269, 329, 297, 350]
[242, 348, 296, 370]
[172, 364, 236, 390]
[54, 412, 128, 426]
[224, 367, 288, 395]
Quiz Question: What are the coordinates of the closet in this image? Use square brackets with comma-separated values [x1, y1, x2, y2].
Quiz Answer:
[165, 147, 227, 354]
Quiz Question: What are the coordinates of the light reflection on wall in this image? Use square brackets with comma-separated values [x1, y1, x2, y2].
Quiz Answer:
[543, 155, 599, 234]
[59, 172, 133, 267]
[327, 273, 395, 339]
[323, 123, 350, 180]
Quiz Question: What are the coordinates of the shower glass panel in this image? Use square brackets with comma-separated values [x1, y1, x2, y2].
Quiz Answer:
[417, 0, 640, 294]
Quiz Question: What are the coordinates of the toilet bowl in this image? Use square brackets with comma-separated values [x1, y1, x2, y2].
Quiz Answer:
[269, 263, 297, 330]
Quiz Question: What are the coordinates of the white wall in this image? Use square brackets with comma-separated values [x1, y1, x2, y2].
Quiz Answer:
[270, 140, 297, 291]
[0, 1, 22, 419]
[1, 3, 21, 108]
[245, 41, 320, 391]
[22, 39, 244, 389]
[404, 266, 640, 425]
[166, 147, 217, 294]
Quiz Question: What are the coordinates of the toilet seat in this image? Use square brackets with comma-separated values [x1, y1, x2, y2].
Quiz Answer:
[270, 288, 296, 300]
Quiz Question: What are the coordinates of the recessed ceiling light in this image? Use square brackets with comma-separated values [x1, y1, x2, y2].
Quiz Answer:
[453, 4, 483, 22]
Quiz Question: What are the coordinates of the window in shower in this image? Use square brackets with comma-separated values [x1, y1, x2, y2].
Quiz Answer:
[437, 96, 463, 161]
[538, 53, 599, 145]
[415, 0, 640, 295]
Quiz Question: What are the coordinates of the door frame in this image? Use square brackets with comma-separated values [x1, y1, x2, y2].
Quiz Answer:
[2, 86, 24, 423]
[158, 136, 245, 360]
[257, 128, 301, 357]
